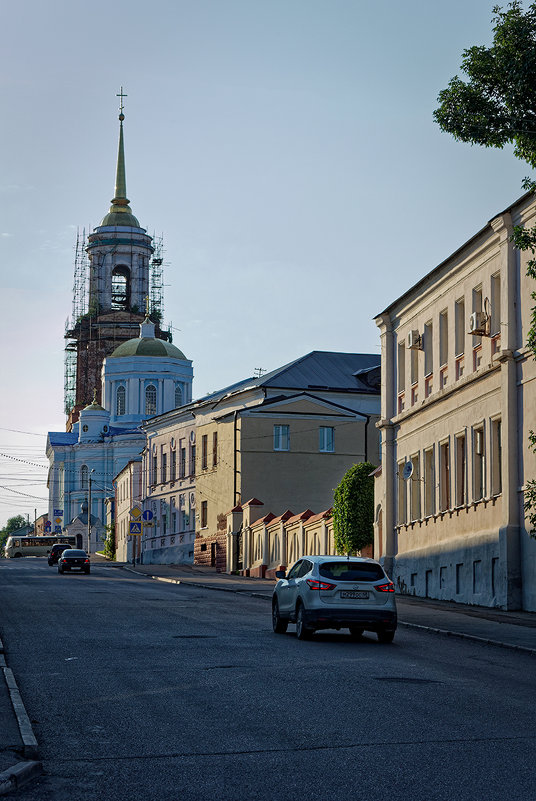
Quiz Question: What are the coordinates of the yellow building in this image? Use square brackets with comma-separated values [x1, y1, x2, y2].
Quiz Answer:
[375, 193, 536, 611]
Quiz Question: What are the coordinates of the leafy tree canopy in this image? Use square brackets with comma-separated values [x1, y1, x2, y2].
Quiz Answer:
[434, 2, 536, 170]
[332, 462, 376, 555]
[0, 515, 28, 552]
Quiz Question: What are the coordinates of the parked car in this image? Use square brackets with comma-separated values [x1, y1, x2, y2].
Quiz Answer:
[48, 543, 73, 566]
[272, 555, 397, 642]
[57, 549, 91, 575]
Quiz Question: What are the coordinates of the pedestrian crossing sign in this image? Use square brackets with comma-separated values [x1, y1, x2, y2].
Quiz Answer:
[129, 521, 142, 535]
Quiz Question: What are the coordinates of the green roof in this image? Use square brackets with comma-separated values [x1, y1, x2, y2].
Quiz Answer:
[109, 338, 187, 360]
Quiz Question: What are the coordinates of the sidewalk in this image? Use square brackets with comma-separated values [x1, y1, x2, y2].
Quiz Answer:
[105, 558, 536, 654]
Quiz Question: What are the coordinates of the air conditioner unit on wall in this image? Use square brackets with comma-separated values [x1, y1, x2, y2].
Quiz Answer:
[407, 330, 422, 350]
[469, 311, 489, 336]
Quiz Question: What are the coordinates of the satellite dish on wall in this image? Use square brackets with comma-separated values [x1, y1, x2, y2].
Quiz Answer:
[402, 461, 414, 480]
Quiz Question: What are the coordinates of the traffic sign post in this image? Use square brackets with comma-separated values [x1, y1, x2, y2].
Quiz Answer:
[142, 509, 153, 522]
[130, 505, 142, 519]
[129, 522, 142, 535]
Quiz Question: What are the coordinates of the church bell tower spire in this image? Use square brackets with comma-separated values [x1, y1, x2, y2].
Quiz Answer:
[100, 87, 140, 228]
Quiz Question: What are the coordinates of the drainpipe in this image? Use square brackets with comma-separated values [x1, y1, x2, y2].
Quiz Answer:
[233, 410, 238, 506]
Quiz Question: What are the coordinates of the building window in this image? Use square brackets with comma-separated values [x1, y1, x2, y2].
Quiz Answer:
[455, 297, 465, 379]
[116, 385, 126, 416]
[424, 447, 435, 517]
[145, 385, 157, 416]
[180, 446, 186, 478]
[152, 455, 158, 486]
[439, 310, 448, 388]
[455, 433, 466, 507]
[201, 500, 208, 528]
[171, 449, 176, 482]
[398, 341, 406, 392]
[473, 426, 485, 501]
[190, 444, 196, 476]
[213, 432, 218, 466]
[410, 454, 421, 521]
[439, 440, 450, 512]
[80, 465, 89, 490]
[491, 418, 502, 496]
[162, 452, 168, 484]
[201, 435, 208, 470]
[397, 461, 407, 525]
[424, 321, 433, 378]
[319, 426, 334, 453]
[274, 425, 290, 451]
[175, 384, 183, 408]
[172, 512, 177, 533]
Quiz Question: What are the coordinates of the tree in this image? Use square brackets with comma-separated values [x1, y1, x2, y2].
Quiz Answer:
[434, 1, 536, 535]
[434, 2, 536, 170]
[332, 462, 376, 555]
[0, 515, 28, 554]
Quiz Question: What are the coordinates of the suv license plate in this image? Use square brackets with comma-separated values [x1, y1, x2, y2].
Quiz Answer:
[340, 590, 369, 599]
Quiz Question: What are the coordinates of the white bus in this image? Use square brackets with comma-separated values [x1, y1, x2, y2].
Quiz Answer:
[4, 535, 77, 559]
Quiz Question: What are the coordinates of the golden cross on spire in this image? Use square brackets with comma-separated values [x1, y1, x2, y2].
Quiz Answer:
[116, 86, 127, 118]
[145, 295, 150, 317]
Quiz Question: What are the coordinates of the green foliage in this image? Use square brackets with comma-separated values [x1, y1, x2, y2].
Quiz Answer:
[434, 2, 536, 169]
[0, 515, 28, 554]
[332, 462, 376, 555]
[102, 523, 115, 560]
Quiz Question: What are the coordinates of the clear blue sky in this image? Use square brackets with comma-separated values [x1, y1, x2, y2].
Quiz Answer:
[0, 0, 529, 527]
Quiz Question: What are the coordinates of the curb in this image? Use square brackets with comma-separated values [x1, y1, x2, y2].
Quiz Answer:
[0, 761, 42, 797]
[3, 669, 39, 759]
[398, 621, 536, 655]
[123, 567, 536, 655]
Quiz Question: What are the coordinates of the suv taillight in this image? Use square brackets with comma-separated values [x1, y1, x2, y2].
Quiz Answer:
[84, 559, 89, 563]
[376, 582, 395, 593]
[306, 579, 336, 591]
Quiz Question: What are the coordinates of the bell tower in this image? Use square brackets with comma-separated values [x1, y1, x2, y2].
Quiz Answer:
[64, 89, 171, 431]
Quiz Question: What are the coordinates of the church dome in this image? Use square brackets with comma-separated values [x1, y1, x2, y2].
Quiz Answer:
[109, 337, 187, 360]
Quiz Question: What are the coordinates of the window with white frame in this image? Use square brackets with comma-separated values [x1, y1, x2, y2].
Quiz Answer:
[455, 298, 465, 356]
[410, 454, 421, 521]
[273, 425, 290, 451]
[473, 425, 485, 501]
[319, 426, 334, 452]
[398, 341, 406, 393]
[80, 465, 89, 490]
[490, 273, 501, 337]
[491, 417, 502, 496]
[175, 384, 183, 408]
[424, 322, 433, 377]
[455, 433, 466, 507]
[424, 448, 435, 517]
[439, 440, 450, 512]
[116, 385, 126, 416]
[397, 461, 407, 525]
[145, 384, 157, 416]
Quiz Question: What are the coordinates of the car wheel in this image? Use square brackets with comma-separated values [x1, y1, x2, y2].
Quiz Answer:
[296, 604, 313, 640]
[58, 567, 63, 574]
[272, 599, 288, 634]
[377, 628, 395, 644]
[349, 626, 364, 640]
[84, 569, 90, 575]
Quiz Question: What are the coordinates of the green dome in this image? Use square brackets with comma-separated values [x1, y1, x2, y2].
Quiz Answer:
[109, 337, 187, 360]
[100, 209, 141, 227]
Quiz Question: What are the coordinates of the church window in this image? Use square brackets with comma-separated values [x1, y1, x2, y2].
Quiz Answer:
[116, 385, 126, 416]
[145, 385, 157, 416]
[80, 465, 89, 490]
[175, 384, 183, 407]
[111, 265, 130, 310]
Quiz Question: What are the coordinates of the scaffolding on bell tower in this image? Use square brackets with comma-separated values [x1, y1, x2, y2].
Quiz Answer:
[64, 228, 89, 415]
[150, 233, 165, 325]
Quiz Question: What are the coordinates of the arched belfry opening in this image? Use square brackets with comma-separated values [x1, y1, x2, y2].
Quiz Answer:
[111, 265, 131, 310]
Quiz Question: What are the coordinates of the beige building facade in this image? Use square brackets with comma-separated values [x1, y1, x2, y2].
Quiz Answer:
[140, 408, 197, 564]
[114, 458, 143, 563]
[375, 193, 536, 611]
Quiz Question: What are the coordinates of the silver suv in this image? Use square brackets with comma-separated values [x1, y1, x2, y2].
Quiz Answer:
[272, 555, 397, 642]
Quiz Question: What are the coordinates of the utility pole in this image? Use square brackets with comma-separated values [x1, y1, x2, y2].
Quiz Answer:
[87, 470, 95, 553]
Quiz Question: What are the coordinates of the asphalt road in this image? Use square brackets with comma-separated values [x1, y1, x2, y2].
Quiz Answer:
[0, 558, 534, 801]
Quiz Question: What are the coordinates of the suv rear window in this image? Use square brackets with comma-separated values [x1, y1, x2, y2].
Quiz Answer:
[319, 561, 385, 582]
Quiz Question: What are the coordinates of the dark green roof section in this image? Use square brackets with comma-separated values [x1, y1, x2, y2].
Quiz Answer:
[109, 337, 187, 360]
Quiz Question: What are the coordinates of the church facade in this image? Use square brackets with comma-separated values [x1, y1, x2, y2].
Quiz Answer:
[46, 100, 193, 552]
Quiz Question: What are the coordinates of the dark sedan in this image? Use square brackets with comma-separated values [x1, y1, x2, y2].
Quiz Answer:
[58, 549, 91, 575]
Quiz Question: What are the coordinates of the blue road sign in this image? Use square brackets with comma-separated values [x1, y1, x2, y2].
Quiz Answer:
[54, 525, 62, 533]
[44, 523, 52, 532]
[142, 510, 153, 522]
[53, 509, 63, 517]
[129, 522, 142, 535]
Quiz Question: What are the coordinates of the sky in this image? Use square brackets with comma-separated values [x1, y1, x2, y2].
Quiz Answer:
[0, 0, 530, 529]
